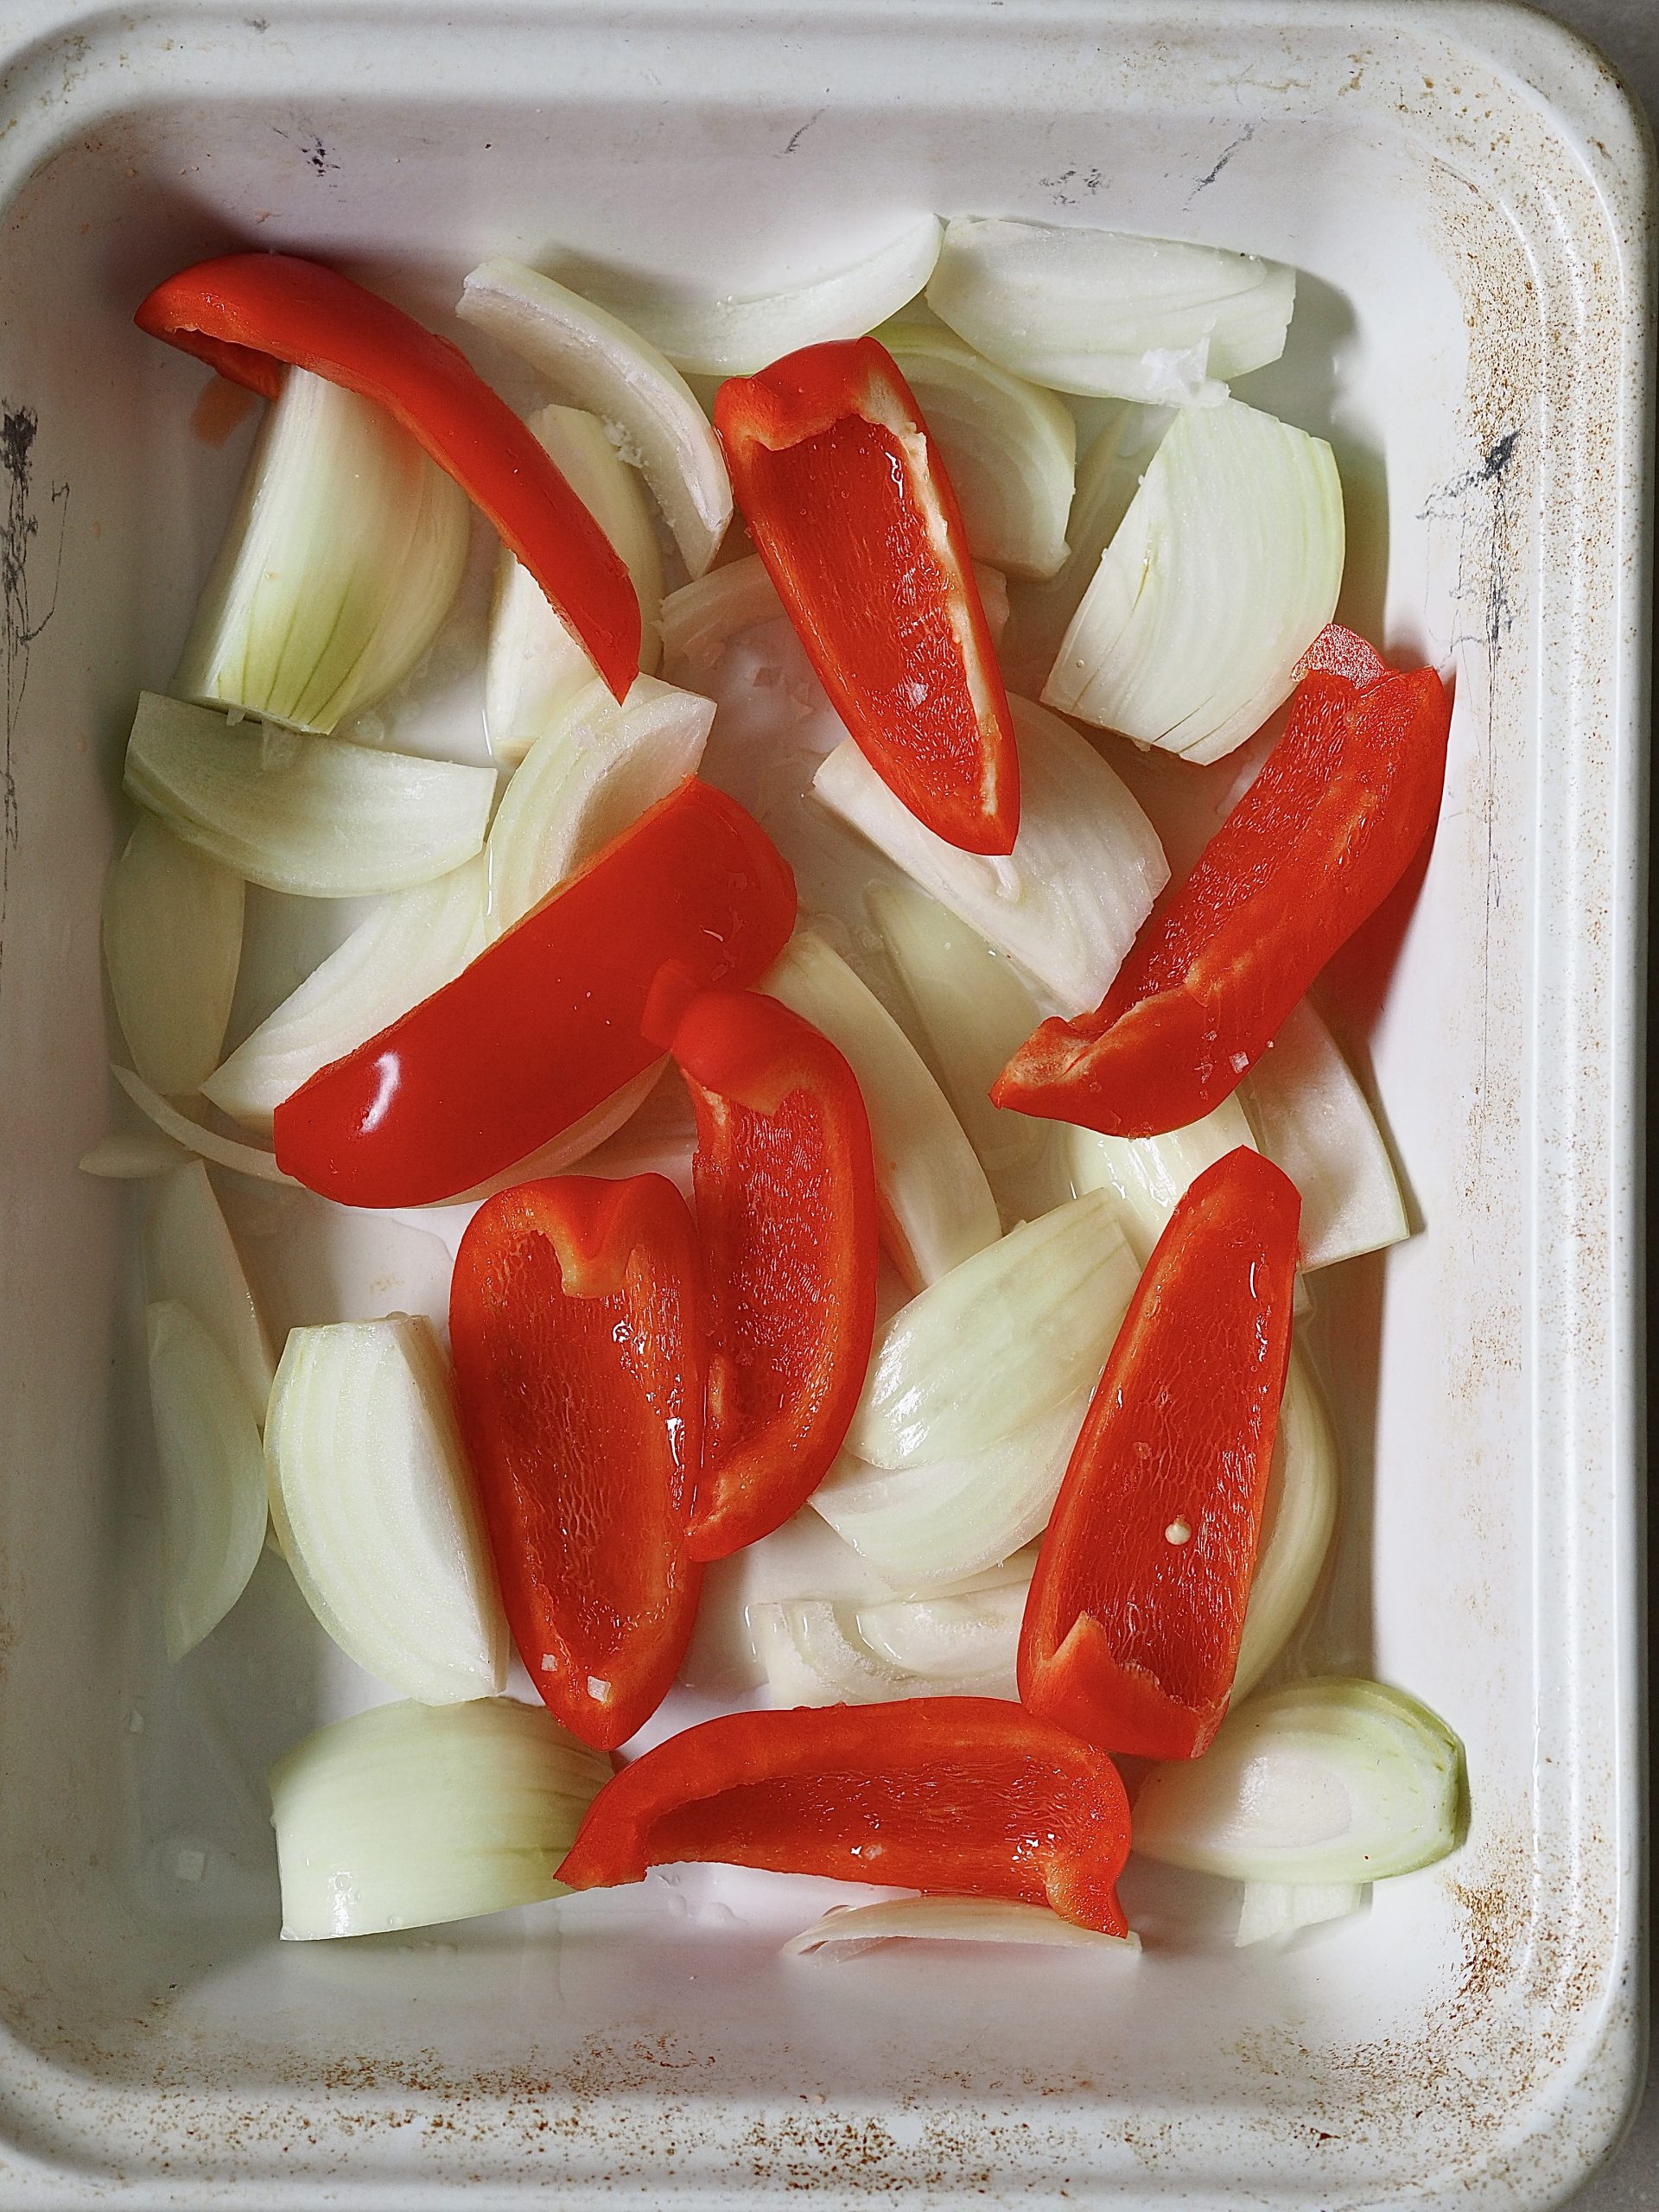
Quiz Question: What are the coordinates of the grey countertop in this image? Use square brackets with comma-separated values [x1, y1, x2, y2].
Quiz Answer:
[1522, 6, 1656, 2208]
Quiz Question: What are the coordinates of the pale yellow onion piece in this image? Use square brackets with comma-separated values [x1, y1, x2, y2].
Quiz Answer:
[925, 218, 1295, 404]
[112, 1065, 298, 1185]
[485, 676, 713, 937]
[124, 694, 496, 898]
[587, 218, 943, 377]
[146, 1300, 268, 1662]
[752, 1570, 1029, 1707]
[458, 259, 732, 577]
[849, 1192, 1139, 1470]
[204, 859, 487, 1134]
[661, 552, 1009, 683]
[814, 697, 1167, 1013]
[101, 812, 245, 1098]
[1241, 1001, 1409, 1270]
[1132, 1677, 1465, 1888]
[175, 368, 469, 734]
[269, 1697, 610, 1940]
[1065, 1094, 1257, 1263]
[812, 1387, 1090, 1586]
[881, 323, 1076, 579]
[265, 1316, 508, 1704]
[79, 1131, 192, 1178]
[1044, 398, 1344, 763]
[143, 1160, 276, 1415]
[785, 1897, 1141, 1958]
[1231, 1350, 1339, 1700]
[484, 403, 665, 767]
[761, 931, 999, 1291]
[1235, 1880, 1365, 1948]
[865, 880, 1060, 1221]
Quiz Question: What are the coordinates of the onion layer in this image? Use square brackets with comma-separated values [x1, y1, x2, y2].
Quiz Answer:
[146, 1300, 268, 1662]
[102, 813, 245, 1099]
[785, 1896, 1141, 1957]
[752, 1564, 1031, 1707]
[143, 1160, 276, 1415]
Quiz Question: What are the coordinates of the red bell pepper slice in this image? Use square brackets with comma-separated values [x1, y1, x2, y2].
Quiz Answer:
[136, 252, 639, 700]
[715, 338, 1020, 857]
[1018, 1147, 1300, 1762]
[648, 986, 879, 1560]
[992, 625, 1450, 1137]
[449, 1173, 705, 1751]
[556, 1697, 1133, 1933]
[273, 778, 797, 1208]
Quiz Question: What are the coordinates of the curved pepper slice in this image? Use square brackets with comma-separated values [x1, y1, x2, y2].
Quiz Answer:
[273, 779, 797, 1208]
[1018, 1147, 1300, 1762]
[715, 338, 1020, 856]
[652, 986, 879, 1561]
[556, 1697, 1132, 1933]
[450, 1174, 704, 1751]
[136, 252, 640, 699]
[993, 625, 1449, 1136]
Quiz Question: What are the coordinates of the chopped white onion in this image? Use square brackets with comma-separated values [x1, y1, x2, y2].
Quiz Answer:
[124, 694, 496, 898]
[264, 1316, 509, 1704]
[752, 1561, 1031, 1707]
[1242, 1001, 1410, 1271]
[485, 675, 714, 937]
[484, 404, 665, 766]
[1132, 1676, 1465, 1887]
[1235, 1879, 1364, 1948]
[79, 1131, 193, 1179]
[849, 1191, 1138, 1470]
[111, 1065, 298, 1185]
[880, 323, 1075, 580]
[813, 1387, 1089, 1587]
[784, 1896, 1141, 1957]
[459, 259, 732, 579]
[175, 367, 469, 734]
[145, 1300, 268, 1662]
[865, 880, 1063, 1223]
[761, 931, 1000, 1290]
[1044, 397, 1344, 764]
[814, 697, 1167, 1014]
[269, 1696, 610, 1940]
[925, 219, 1295, 405]
[586, 219, 943, 376]
[143, 1161, 276, 1415]
[1065, 1093, 1258, 1262]
[101, 812, 245, 1098]
[205, 860, 487, 1133]
[1232, 1351, 1338, 1700]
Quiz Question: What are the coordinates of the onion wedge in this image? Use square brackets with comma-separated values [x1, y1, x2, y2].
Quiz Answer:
[124, 694, 495, 898]
[146, 1300, 268, 1662]
[1044, 397, 1344, 763]
[752, 1563, 1031, 1707]
[265, 1316, 509, 1705]
[784, 1896, 1141, 1958]
[143, 1161, 276, 1414]
[761, 930, 999, 1290]
[1065, 1094, 1258, 1262]
[459, 258, 732, 578]
[1232, 1351, 1338, 1699]
[102, 813, 244, 1098]
[269, 1697, 610, 1939]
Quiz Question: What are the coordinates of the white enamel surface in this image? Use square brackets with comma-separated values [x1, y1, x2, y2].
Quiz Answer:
[0, 3, 1643, 2205]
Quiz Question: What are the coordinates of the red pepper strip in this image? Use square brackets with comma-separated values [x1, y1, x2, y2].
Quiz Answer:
[1018, 1147, 1300, 1762]
[649, 986, 879, 1561]
[273, 779, 797, 1208]
[135, 252, 639, 699]
[715, 338, 1020, 856]
[450, 1174, 704, 1751]
[556, 1697, 1132, 1933]
[992, 625, 1449, 1137]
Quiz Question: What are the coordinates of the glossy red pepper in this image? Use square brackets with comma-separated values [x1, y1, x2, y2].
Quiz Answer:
[273, 779, 797, 1208]
[136, 252, 639, 699]
[1018, 1147, 1300, 1762]
[556, 1697, 1132, 1932]
[649, 986, 879, 1560]
[449, 1174, 704, 1750]
[715, 338, 1020, 856]
[993, 625, 1449, 1136]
